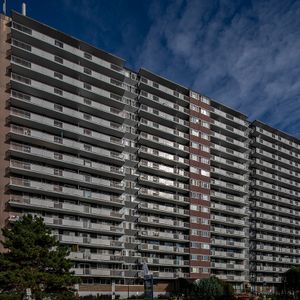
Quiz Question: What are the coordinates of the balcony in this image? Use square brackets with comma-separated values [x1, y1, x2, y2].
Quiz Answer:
[253, 137, 299, 162]
[138, 132, 189, 157]
[72, 268, 124, 277]
[139, 104, 189, 131]
[211, 215, 246, 227]
[253, 126, 300, 152]
[139, 243, 190, 255]
[69, 252, 123, 263]
[144, 257, 189, 267]
[253, 180, 299, 200]
[211, 239, 246, 248]
[10, 51, 127, 97]
[138, 188, 189, 205]
[211, 227, 246, 237]
[138, 118, 189, 144]
[211, 262, 245, 271]
[211, 203, 247, 216]
[138, 146, 189, 168]
[56, 234, 124, 249]
[211, 167, 248, 184]
[211, 179, 248, 195]
[138, 90, 189, 118]
[10, 94, 125, 137]
[139, 202, 189, 217]
[211, 107, 248, 127]
[210, 191, 247, 205]
[211, 120, 248, 140]
[138, 216, 189, 229]
[211, 155, 247, 173]
[211, 250, 245, 260]
[138, 230, 189, 242]
[9, 195, 124, 222]
[215, 274, 246, 282]
[138, 160, 189, 181]
[138, 76, 189, 107]
[11, 25, 126, 80]
[9, 142, 124, 180]
[9, 160, 124, 194]
[9, 177, 124, 207]
[9, 125, 125, 165]
[139, 173, 189, 192]
[252, 190, 300, 210]
[10, 89, 126, 124]
[211, 132, 248, 151]
[210, 144, 248, 162]
[42, 217, 123, 236]
[9, 108, 124, 152]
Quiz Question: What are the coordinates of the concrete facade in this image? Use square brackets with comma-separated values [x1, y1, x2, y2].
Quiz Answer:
[0, 11, 299, 296]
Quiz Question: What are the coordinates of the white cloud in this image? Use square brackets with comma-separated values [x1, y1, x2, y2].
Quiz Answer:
[137, 0, 300, 137]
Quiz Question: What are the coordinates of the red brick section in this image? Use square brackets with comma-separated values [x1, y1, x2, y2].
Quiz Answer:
[188, 93, 212, 280]
[0, 14, 11, 251]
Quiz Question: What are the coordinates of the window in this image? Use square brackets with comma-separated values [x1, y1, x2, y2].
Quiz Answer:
[201, 108, 209, 116]
[12, 73, 31, 85]
[191, 255, 198, 260]
[201, 255, 209, 261]
[12, 56, 31, 68]
[83, 114, 92, 120]
[12, 22, 32, 34]
[201, 157, 210, 164]
[54, 136, 63, 144]
[190, 154, 198, 161]
[152, 82, 159, 88]
[201, 207, 209, 213]
[84, 83, 91, 90]
[84, 98, 92, 106]
[190, 104, 199, 112]
[84, 129, 92, 136]
[191, 142, 199, 149]
[191, 129, 198, 136]
[202, 145, 210, 152]
[201, 230, 210, 237]
[54, 152, 63, 160]
[201, 181, 209, 189]
[54, 88, 63, 95]
[201, 133, 209, 140]
[54, 120, 63, 128]
[201, 218, 209, 225]
[54, 56, 63, 64]
[201, 96, 210, 104]
[190, 91, 199, 99]
[84, 144, 92, 152]
[54, 72, 63, 80]
[55, 40, 63, 48]
[84, 67, 92, 75]
[12, 90, 31, 101]
[54, 104, 63, 112]
[84, 52, 92, 60]
[201, 243, 210, 249]
[202, 121, 210, 128]
[190, 205, 198, 211]
[201, 170, 210, 177]
[12, 39, 31, 51]
[191, 267, 199, 273]
[191, 117, 199, 124]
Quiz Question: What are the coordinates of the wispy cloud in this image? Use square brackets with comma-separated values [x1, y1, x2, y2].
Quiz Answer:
[136, 0, 300, 137]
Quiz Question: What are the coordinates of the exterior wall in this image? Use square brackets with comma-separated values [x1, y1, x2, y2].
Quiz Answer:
[0, 14, 11, 249]
[249, 122, 300, 293]
[209, 102, 250, 291]
[0, 10, 300, 297]
[188, 91, 211, 279]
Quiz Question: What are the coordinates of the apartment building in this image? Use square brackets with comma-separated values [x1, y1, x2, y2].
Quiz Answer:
[0, 9, 299, 296]
[249, 121, 300, 293]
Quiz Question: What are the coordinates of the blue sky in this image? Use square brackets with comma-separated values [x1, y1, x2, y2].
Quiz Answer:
[6, 0, 300, 137]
